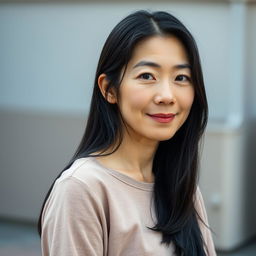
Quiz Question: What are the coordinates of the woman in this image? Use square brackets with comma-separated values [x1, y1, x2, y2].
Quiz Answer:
[38, 10, 216, 256]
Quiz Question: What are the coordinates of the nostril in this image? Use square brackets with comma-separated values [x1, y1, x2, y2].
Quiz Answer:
[154, 93, 176, 105]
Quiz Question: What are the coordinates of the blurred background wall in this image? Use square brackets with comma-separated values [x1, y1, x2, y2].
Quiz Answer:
[0, 0, 255, 251]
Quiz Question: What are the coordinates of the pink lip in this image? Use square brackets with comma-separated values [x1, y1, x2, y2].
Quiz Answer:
[147, 113, 176, 123]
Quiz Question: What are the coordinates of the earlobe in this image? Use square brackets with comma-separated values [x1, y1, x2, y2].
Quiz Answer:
[98, 74, 117, 104]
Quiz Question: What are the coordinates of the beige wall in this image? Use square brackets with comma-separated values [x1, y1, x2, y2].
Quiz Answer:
[0, 109, 86, 220]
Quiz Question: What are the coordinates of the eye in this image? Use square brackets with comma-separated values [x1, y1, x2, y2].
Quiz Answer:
[175, 74, 191, 82]
[138, 73, 155, 80]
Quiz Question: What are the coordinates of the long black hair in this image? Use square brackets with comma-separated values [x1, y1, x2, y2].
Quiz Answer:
[38, 10, 209, 255]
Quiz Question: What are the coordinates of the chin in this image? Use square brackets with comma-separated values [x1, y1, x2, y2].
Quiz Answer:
[152, 132, 177, 142]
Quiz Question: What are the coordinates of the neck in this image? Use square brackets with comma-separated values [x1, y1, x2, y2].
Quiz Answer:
[96, 131, 159, 183]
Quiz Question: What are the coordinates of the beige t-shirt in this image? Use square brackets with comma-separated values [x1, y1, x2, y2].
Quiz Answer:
[41, 157, 216, 256]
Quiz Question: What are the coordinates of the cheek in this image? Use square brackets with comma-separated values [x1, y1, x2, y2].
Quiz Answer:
[180, 88, 194, 111]
[176, 90, 194, 130]
[121, 87, 148, 112]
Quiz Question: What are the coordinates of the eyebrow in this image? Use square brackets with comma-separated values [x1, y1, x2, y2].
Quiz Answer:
[133, 61, 160, 69]
[132, 60, 191, 70]
[174, 63, 191, 70]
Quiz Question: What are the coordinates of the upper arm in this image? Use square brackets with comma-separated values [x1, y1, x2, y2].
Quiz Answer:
[41, 177, 105, 256]
[194, 187, 217, 256]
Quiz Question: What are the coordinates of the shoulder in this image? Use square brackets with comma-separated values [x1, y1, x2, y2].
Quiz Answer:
[41, 159, 107, 256]
[44, 158, 111, 213]
[194, 186, 204, 207]
[56, 157, 110, 190]
[194, 186, 217, 255]
[42, 158, 109, 223]
[193, 186, 210, 241]
[194, 186, 208, 223]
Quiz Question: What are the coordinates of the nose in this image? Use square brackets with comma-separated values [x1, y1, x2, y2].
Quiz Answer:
[154, 80, 176, 105]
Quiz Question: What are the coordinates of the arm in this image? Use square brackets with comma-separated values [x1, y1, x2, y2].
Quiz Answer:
[41, 177, 106, 256]
[194, 187, 217, 256]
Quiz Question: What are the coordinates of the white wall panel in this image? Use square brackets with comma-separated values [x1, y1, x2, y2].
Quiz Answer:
[0, 2, 230, 119]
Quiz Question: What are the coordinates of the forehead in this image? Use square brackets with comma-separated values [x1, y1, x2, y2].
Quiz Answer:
[127, 35, 189, 68]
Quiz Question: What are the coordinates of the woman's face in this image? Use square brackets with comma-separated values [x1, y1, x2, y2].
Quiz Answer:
[117, 35, 195, 142]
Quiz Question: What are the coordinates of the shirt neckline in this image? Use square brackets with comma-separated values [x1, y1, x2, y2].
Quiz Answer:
[89, 157, 154, 192]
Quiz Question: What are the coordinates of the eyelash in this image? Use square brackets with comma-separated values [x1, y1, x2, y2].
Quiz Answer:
[137, 73, 155, 80]
[175, 74, 191, 82]
[137, 73, 191, 83]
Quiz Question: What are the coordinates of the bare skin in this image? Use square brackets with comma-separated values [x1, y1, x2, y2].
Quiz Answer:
[95, 132, 157, 183]
[96, 35, 194, 183]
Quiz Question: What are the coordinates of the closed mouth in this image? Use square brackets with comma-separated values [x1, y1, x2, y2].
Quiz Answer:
[147, 113, 176, 118]
[146, 113, 176, 123]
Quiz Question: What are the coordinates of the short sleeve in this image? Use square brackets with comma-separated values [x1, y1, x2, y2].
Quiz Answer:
[194, 187, 217, 256]
[41, 177, 106, 256]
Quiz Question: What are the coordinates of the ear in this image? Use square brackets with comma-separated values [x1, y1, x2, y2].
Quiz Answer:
[98, 73, 117, 104]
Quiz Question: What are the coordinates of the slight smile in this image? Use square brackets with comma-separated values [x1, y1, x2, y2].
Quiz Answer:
[147, 113, 176, 123]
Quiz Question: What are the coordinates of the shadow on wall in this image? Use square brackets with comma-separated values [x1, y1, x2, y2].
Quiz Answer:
[0, 108, 87, 222]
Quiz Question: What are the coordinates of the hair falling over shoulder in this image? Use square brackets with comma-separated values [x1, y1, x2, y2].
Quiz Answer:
[38, 10, 209, 255]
